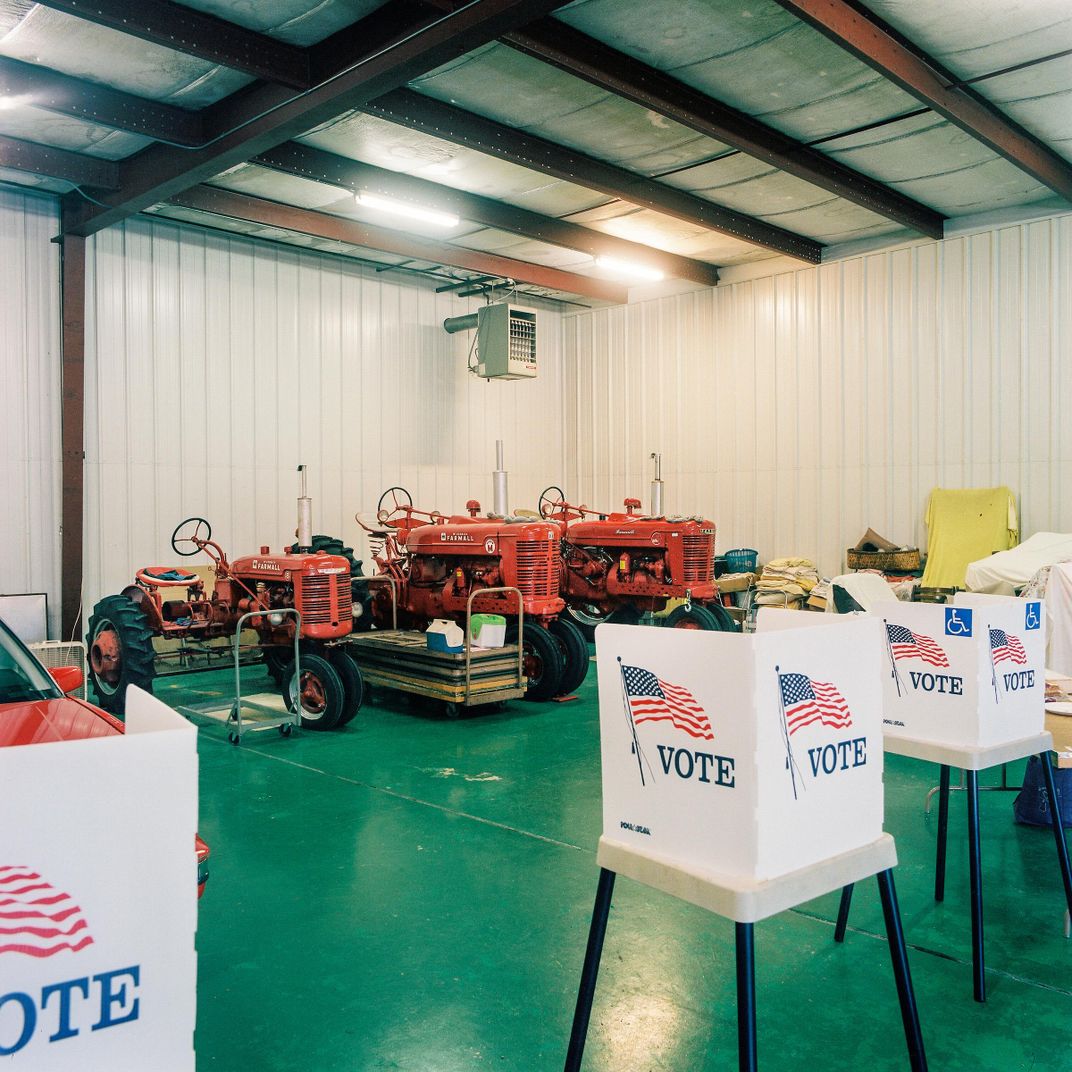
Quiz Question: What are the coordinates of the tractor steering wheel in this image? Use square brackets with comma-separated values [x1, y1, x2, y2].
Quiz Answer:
[538, 486, 567, 520]
[377, 486, 414, 526]
[171, 517, 212, 557]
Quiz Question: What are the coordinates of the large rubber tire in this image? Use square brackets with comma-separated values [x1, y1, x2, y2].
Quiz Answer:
[605, 604, 641, 627]
[87, 594, 156, 715]
[290, 534, 373, 633]
[329, 648, 364, 726]
[548, 617, 590, 696]
[505, 622, 564, 702]
[565, 604, 609, 643]
[281, 652, 345, 730]
[664, 603, 739, 631]
[263, 645, 290, 687]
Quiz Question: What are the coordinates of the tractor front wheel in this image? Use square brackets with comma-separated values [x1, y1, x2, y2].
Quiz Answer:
[665, 603, 738, 631]
[548, 617, 590, 696]
[328, 647, 364, 726]
[505, 622, 564, 702]
[87, 594, 157, 715]
[281, 653, 345, 730]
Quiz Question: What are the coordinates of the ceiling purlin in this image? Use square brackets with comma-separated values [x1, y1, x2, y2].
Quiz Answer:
[32, 0, 312, 89]
[254, 141, 722, 285]
[0, 134, 120, 188]
[367, 89, 824, 262]
[0, 55, 202, 145]
[169, 184, 630, 302]
[59, 0, 578, 238]
[505, 18, 946, 240]
[772, 0, 1072, 203]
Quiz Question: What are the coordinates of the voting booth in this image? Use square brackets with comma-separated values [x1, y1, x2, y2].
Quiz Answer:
[0, 688, 199, 1070]
[563, 621, 926, 1072]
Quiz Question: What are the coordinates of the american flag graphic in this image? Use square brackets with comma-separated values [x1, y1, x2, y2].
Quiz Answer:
[779, 673, 853, 735]
[886, 624, 950, 668]
[621, 664, 713, 740]
[990, 628, 1027, 665]
[0, 866, 94, 958]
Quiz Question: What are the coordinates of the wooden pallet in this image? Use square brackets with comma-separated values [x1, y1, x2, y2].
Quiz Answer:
[346, 631, 525, 706]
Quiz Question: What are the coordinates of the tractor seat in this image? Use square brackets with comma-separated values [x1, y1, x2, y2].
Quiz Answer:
[138, 566, 200, 587]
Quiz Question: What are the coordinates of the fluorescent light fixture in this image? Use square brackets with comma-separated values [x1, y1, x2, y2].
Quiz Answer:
[355, 191, 459, 228]
[594, 255, 665, 283]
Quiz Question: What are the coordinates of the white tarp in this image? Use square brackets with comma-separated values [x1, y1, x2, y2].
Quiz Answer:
[596, 619, 884, 884]
[0, 687, 198, 1070]
[1050, 563, 1072, 677]
[965, 532, 1072, 595]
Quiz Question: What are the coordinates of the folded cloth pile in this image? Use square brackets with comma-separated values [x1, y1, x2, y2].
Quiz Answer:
[754, 557, 820, 607]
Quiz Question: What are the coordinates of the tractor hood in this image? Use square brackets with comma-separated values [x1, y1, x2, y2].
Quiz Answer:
[566, 515, 716, 547]
[406, 520, 559, 555]
[229, 550, 350, 578]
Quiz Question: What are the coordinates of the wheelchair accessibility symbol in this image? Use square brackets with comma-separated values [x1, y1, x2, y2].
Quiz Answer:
[944, 607, 973, 637]
[1025, 602, 1042, 631]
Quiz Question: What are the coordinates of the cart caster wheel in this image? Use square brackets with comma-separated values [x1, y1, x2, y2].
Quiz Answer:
[228, 731, 240, 745]
[279, 723, 293, 737]
[442, 701, 459, 719]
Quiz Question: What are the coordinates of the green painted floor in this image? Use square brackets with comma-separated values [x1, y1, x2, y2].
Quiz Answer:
[150, 662, 1072, 1071]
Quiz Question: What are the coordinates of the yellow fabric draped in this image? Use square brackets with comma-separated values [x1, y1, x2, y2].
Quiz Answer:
[921, 486, 1018, 588]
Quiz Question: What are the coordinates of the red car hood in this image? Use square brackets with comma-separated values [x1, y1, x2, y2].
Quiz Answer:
[0, 696, 123, 748]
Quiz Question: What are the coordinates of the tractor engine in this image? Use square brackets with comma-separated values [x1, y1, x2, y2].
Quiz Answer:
[228, 549, 353, 643]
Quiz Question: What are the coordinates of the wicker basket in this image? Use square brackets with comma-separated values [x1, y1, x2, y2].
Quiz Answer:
[845, 547, 921, 572]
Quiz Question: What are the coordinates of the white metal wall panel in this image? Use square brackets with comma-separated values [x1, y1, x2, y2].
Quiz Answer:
[0, 188, 62, 636]
[563, 214, 1072, 577]
[83, 217, 564, 617]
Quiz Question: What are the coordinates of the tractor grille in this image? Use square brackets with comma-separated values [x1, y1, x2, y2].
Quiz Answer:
[297, 574, 349, 624]
[514, 540, 558, 599]
[682, 536, 714, 583]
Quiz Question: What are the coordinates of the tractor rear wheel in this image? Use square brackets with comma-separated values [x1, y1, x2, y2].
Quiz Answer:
[505, 622, 564, 702]
[665, 603, 738, 631]
[281, 652, 345, 730]
[548, 617, 590, 696]
[262, 646, 289, 686]
[87, 594, 156, 715]
[289, 534, 373, 632]
[606, 604, 642, 627]
[328, 648, 364, 726]
[565, 603, 609, 642]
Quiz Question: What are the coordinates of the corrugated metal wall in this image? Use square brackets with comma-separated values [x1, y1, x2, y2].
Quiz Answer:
[83, 217, 564, 616]
[0, 188, 62, 635]
[563, 215, 1072, 577]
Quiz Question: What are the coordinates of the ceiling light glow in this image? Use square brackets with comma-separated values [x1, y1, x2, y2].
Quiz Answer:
[595, 256, 665, 283]
[355, 192, 459, 228]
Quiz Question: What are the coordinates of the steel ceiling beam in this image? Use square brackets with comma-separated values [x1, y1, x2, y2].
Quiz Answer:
[368, 90, 824, 262]
[255, 142, 722, 285]
[506, 18, 945, 239]
[0, 56, 202, 145]
[0, 134, 119, 188]
[168, 185, 629, 303]
[32, 0, 311, 89]
[773, 0, 1072, 203]
[62, 0, 574, 238]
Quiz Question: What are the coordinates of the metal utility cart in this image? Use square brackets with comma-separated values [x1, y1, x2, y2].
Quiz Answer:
[346, 587, 526, 717]
[226, 608, 302, 744]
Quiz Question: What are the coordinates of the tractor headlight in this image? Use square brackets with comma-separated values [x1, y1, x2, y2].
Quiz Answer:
[268, 611, 285, 626]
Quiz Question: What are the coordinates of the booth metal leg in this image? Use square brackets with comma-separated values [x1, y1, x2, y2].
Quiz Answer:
[966, 770, 985, 1002]
[834, 883, 854, 943]
[935, 765, 951, 902]
[564, 868, 616, 1072]
[1039, 754, 1072, 919]
[877, 869, 928, 1071]
[735, 922, 757, 1072]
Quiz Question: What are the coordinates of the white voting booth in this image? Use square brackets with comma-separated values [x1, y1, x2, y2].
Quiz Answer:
[564, 619, 926, 1072]
[0, 688, 199, 1070]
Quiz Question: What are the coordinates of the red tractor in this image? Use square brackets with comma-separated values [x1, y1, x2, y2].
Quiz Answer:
[356, 487, 589, 701]
[86, 516, 363, 730]
[537, 487, 738, 636]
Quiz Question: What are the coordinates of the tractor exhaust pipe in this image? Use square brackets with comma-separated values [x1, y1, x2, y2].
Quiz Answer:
[650, 452, 664, 518]
[492, 440, 509, 517]
[296, 464, 313, 552]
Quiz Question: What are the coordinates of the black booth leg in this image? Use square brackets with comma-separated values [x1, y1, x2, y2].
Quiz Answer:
[564, 868, 616, 1072]
[735, 922, 757, 1072]
[834, 883, 854, 943]
[877, 869, 928, 1072]
[1038, 753, 1072, 917]
[966, 770, 985, 1003]
[935, 764, 951, 902]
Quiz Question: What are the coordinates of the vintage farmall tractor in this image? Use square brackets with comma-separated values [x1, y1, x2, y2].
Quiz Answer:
[86, 472, 363, 730]
[537, 467, 738, 636]
[356, 486, 589, 700]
